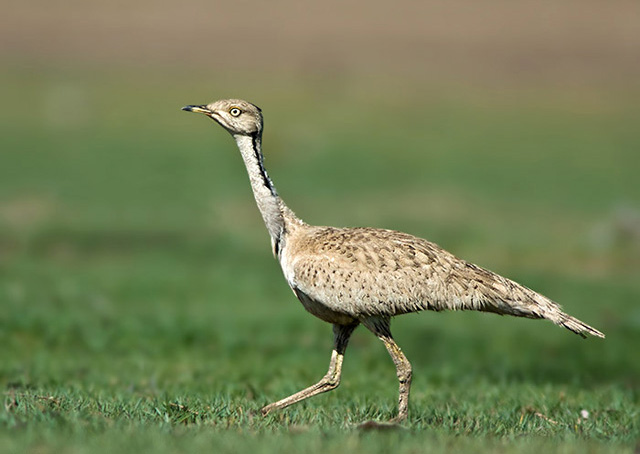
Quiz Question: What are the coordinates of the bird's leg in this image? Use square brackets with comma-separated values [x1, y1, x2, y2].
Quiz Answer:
[261, 322, 358, 416]
[363, 317, 412, 422]
[381, 335, 412, 421]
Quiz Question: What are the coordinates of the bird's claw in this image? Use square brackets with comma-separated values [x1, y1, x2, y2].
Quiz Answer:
[357, 420, 406, 431]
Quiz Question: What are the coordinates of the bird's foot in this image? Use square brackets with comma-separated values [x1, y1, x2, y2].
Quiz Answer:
[357, 419, 406, 431]
[389, 414, 408, 424]
[260, 403, 277, 417]
[356, 410, 407, 430]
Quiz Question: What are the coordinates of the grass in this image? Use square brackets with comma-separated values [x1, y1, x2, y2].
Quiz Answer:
[0, 67, 639, 453]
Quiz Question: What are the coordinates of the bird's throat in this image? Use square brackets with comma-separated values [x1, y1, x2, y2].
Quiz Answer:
[234, 134, 286, 245]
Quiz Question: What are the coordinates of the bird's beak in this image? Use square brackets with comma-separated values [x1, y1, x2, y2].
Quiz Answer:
[182, 105, 212, 115]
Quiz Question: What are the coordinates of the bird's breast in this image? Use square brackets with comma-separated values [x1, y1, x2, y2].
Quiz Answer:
[291, 285, 358, 325]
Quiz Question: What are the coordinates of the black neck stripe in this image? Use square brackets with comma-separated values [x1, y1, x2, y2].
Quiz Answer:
[251, 133, 277, 197]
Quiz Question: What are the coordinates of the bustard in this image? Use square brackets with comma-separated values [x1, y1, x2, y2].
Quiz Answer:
[182, 99, 604, 422]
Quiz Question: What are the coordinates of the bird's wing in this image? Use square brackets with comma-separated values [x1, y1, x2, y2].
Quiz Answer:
[285, 226, 604, 338]
[288, 227, 560, 318]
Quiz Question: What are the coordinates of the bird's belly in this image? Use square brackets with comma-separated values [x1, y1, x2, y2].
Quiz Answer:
[291, 286, 357, 325]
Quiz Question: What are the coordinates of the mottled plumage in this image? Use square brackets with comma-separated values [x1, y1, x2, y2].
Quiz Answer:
[182, 99, 604, 423]
[281, 222, 603, 336]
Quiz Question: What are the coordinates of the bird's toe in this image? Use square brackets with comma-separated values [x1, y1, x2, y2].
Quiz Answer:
[357, 420, 406, 431]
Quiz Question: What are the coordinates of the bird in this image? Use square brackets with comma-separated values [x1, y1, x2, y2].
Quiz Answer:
[182, 99, 605, 422]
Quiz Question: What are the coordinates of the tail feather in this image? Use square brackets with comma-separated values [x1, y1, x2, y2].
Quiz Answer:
[555, 312, 605, 339]
[462, 265, 606, 339]
[526, 289, 605, 339]
[399, 241, 606, 339]
[521, 290, 605, 339]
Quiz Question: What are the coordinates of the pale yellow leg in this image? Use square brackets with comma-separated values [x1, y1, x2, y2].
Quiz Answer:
[261, 323, 358, 416]
[362, 317, 412, 422]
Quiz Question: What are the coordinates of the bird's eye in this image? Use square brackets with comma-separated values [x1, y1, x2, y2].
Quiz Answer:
[230, 108, 241, 117]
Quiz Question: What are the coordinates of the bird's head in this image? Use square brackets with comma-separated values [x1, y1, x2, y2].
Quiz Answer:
[182, 99, 263, 136]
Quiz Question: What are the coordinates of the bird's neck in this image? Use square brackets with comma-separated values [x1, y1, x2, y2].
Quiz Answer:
[234, 133, 301, 253]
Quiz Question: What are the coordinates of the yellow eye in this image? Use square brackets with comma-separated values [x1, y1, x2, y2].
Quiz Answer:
[230, 108, 241, 117]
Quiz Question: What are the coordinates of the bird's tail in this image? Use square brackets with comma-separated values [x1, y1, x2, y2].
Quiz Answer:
[524, 289, 605, 339]
[484, 276, 606, 339]
[553, 312, 605, 339]
[524, 290, 605, 338]
[446, 258, 605, 339]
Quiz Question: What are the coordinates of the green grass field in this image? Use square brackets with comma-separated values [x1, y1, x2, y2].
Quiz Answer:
[1, 69, 639, 453]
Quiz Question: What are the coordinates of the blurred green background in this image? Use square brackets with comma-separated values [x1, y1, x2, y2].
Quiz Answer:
[1, 1, 639, 453]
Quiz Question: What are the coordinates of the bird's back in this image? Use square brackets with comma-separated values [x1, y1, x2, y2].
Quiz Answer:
[279, 224, 602, 337]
